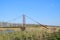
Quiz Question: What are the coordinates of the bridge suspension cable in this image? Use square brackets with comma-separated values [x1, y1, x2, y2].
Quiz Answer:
[25, 15, 48, 29]
[8, 15, 22, 22]
[6, 14, 48, 29]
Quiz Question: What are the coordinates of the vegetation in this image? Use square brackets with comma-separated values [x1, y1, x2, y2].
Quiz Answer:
[0, 27, 60, 40]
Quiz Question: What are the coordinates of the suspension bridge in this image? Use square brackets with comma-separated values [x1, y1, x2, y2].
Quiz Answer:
[0, 14, 48, 31]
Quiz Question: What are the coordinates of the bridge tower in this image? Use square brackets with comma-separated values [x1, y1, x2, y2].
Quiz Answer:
[21, 14, 26, 31]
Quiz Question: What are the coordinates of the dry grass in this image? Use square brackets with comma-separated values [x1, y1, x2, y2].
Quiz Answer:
[0, 26, 60, 33]
[0, 26, 60, 40]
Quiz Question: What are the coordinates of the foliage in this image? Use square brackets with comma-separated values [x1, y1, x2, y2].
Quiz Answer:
[0, 28, 60, 40]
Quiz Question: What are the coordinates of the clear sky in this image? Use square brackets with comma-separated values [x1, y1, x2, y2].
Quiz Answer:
[0, 0, 60, 26]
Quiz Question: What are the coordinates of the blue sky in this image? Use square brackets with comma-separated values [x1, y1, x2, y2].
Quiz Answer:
[0, 0, 60, 26]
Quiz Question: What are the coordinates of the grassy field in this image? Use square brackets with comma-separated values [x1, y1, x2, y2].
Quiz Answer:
[0, 26, 60, 40]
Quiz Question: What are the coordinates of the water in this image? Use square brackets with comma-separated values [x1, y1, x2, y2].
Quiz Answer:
[0, 30, 15, 34]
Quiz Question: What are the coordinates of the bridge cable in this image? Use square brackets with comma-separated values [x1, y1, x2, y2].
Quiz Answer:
[26, 15, 48, 29]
